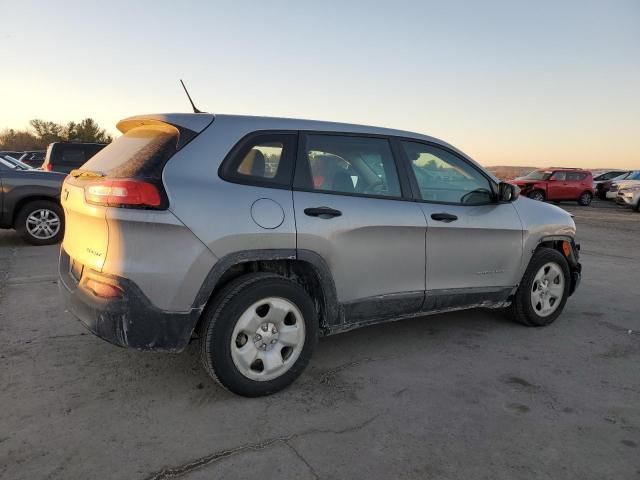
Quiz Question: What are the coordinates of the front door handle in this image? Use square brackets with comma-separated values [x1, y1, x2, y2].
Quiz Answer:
[431, 212, 458, 223]
[304, 207, 342, 218]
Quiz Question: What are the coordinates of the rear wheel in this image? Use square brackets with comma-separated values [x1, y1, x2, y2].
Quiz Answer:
[578, 191, 593, 206]
[199, 273, 318, 397]
[15, 200, 64, 245]
[509, 248, 570, 327]
[528, 190, 545, 202]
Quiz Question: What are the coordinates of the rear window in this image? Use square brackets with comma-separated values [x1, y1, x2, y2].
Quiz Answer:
[80, 125, 179, 179]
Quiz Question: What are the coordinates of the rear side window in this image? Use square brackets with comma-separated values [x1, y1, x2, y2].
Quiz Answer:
[295, 134, 401, 198]
[220, 133, 297, 188]
[80, 125, 178, 179]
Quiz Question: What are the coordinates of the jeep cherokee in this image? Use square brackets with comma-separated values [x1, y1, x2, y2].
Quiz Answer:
[59, 113, 582, 396]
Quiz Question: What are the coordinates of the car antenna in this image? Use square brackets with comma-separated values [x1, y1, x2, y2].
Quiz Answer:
[180, 79, 203, 113]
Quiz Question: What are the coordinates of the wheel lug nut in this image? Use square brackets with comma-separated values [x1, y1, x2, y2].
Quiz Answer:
[271, 339, 276, 344]
[255, 334, 261, 341]
[260, 344, 267, 350]
[271, 328, 277, 334]
[262, 324, 268, 332]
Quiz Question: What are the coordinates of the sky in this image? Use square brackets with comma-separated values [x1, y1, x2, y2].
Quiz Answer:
[1, 0, 638, 168]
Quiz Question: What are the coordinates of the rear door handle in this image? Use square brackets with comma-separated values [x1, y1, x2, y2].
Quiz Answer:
[431, 212, 458, 223]
[304, 207, 342, 218]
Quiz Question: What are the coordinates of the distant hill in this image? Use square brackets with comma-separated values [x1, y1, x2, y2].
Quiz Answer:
[486, 166, 537, 180]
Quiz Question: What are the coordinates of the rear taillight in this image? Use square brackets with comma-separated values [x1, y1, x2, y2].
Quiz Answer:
[44, 163, 52, 171]
[84, 179, 161, 208]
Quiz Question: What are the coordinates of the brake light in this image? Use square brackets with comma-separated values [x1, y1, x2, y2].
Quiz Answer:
[44, 163, 52, 171]
[84, 179, 161, 207]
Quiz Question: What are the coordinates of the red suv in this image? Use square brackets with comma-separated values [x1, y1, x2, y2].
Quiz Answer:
[511, 168, 594, 206]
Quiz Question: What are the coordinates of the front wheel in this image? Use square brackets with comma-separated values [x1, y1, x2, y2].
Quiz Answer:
[509, 248, 570, 327]
[199, 273, 318, 397]
[578, 191, 593, 206]
[528, 190, 545, 202]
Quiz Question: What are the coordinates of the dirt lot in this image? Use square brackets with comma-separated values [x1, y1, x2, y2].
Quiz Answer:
[1, 200, 639, 480]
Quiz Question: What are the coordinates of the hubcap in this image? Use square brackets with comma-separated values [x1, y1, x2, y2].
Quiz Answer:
[530, 262, 565, 317]
[26, 209, 60, 240]
[230, 297, 306, 381]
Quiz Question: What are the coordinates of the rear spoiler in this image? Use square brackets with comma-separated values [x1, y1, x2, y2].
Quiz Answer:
[116, 113, 215, 150]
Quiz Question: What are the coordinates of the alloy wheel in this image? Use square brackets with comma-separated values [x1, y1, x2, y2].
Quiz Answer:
[26, 209, 61, 240]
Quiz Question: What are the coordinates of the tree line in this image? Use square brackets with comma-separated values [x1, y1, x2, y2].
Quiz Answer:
[0, 118, 113, 151]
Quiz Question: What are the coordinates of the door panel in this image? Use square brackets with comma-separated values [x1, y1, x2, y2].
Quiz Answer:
[419, 202, 523, 291]
[294, 191, 426, 305]
[398, 140, 524, 307]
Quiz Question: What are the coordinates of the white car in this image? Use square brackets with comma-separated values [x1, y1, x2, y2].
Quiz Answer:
[616, 186, 640, 211]
[606, 170, 640, 199]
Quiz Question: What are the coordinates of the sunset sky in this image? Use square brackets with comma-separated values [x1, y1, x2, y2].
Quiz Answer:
[1, 0, 638, 168]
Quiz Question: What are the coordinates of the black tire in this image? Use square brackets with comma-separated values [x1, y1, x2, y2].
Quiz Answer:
[577, 191, 593, 206]
[199, 273, 318, 397]
[634, 200, 640, 212]
[598, 191, 607, 200]
[15, 200, 64, 246]
[528, 190, 545, 202]
[509, 248, 571, 327]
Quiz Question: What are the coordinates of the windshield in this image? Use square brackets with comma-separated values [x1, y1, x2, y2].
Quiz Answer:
[80, 124, 179, 179]
[2, 155, 32, 170]
[0, 157, 17, 169]
[521, 170, 552, 180]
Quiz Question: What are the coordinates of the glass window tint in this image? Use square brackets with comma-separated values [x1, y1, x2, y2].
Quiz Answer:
[401, 141, 493, 204]
[301, 135, 401, 198]
[220, 133, 296, 188]
[551, 171, 567, 181]
[237, 142, 283, 179]
[60, 147, 86, 165]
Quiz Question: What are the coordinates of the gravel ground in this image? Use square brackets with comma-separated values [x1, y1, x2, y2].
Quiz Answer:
[1, 199, 639, 479]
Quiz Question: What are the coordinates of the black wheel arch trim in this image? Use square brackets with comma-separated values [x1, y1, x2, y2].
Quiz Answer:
[191, 248, 343, 334]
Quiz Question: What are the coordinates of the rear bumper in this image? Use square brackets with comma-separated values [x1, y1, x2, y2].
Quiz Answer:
[59, 249, 199, 352]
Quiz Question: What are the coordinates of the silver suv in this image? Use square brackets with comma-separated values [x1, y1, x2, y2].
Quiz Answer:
[59, 113, 582, 396]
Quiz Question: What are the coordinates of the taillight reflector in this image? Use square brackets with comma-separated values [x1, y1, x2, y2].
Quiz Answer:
[84, 180, 161, 207]
[44, 163, 52, 171]
[85, 278, 123, 299]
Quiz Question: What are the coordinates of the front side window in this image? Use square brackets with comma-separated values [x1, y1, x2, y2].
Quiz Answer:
[401, 141, 493, 204]
[551, 171, 567, 181]
[297, 134, 401, 198]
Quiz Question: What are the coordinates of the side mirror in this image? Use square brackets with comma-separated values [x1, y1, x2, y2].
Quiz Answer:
[499, 182, 519, 202]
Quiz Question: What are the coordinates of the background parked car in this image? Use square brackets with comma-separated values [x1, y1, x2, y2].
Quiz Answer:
[616, 186, 640, 211]
[597, 171, 635, 199]
[605, 171, 640, 199]
[0, 159, 66, 244]
[511, 168, 594, 205]
[592, 169, 629, 188]
[41, 142, 107, 173]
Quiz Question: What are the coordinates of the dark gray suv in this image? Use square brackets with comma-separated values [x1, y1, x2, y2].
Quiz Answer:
[59, 113, 582, 396]
[0, 159, 65, 245]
